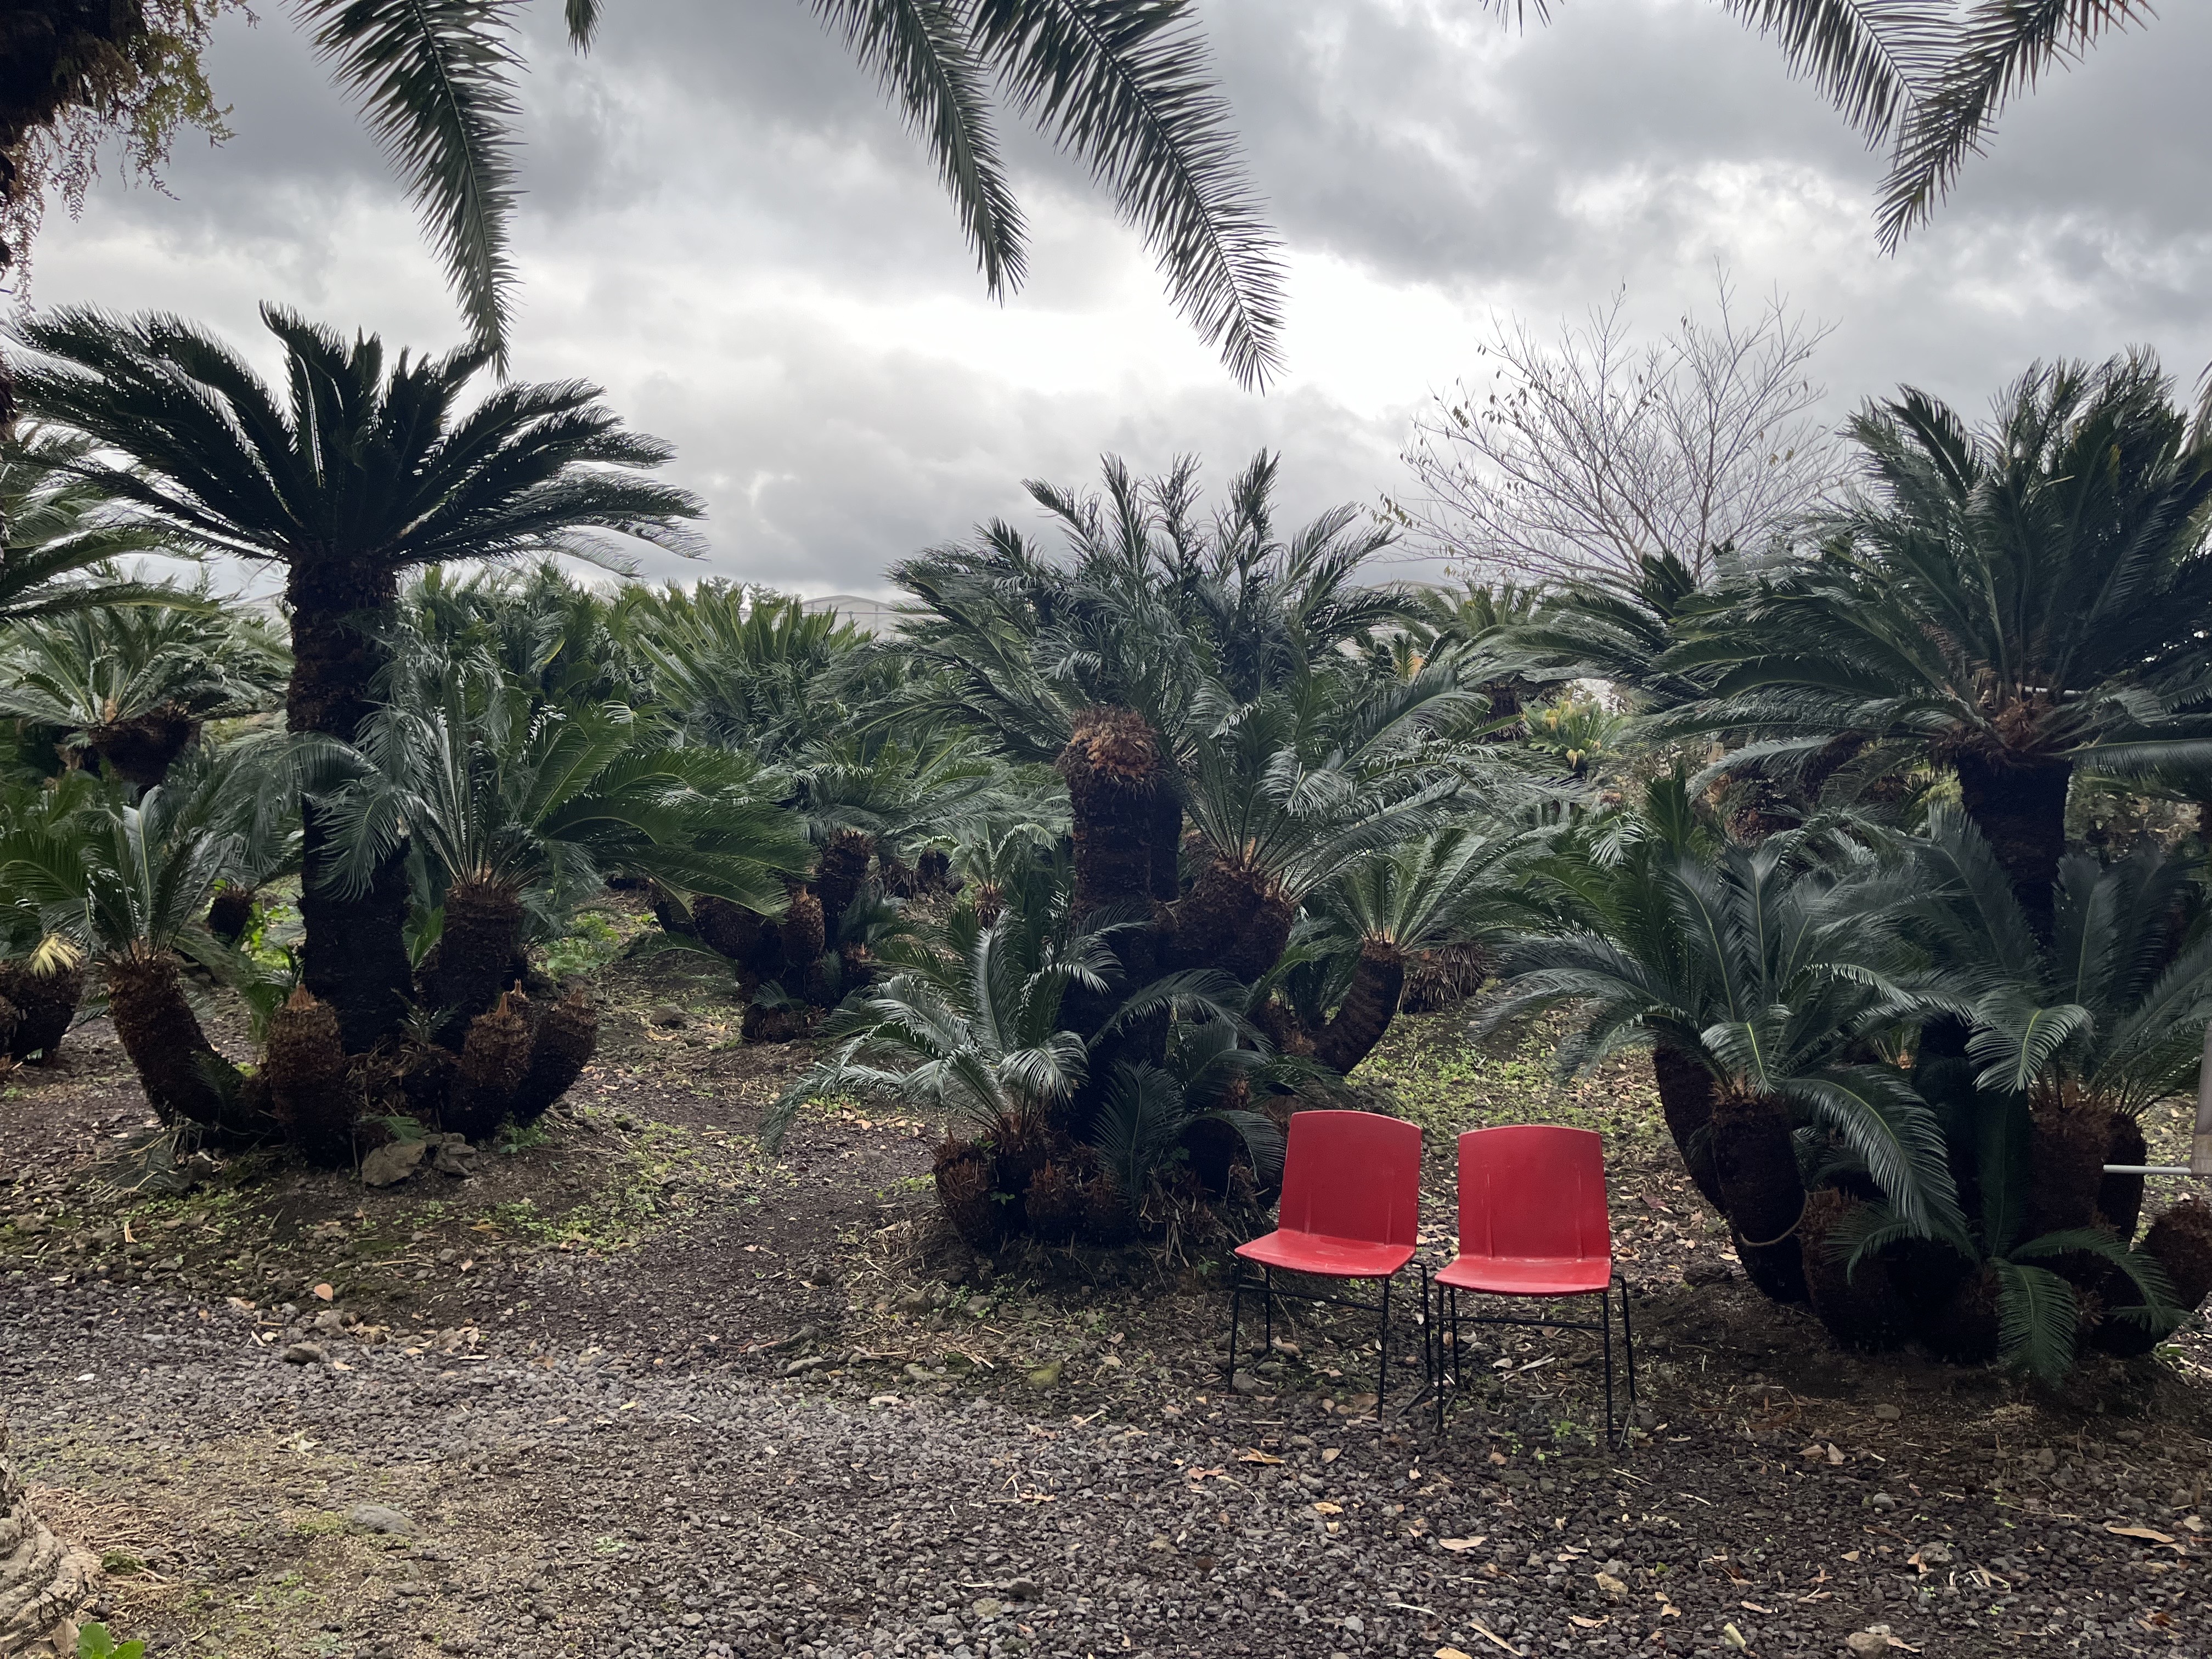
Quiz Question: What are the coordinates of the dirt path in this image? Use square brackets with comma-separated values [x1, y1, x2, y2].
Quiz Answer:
[4, 955, 2209, 1658]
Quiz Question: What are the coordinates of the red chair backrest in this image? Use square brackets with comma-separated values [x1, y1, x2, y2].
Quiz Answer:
[1457, 1125, 1611, 1262]
[1277, 1110, 1423, 1248]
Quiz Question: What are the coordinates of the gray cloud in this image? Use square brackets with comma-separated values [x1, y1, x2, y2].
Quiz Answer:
[25, 0, 2212, 597]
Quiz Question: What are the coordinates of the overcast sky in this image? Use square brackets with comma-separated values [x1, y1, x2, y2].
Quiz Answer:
[25, 0, 2212, 598]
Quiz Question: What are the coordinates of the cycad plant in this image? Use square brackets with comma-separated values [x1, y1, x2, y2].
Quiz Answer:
[1658, 357, 2212, 930]
[0, 758, 274, 1141]
[1482, 801, 1961, 1314]
[0, 780, 89, 1064]
[0, 583, 289, 788]
[0, 427, 180, 628]
[315, 669, 812, 1147]
[764, 898, 1256, 1246]
[1307, 826, 1533, 1071]
[1897, 812, 2212, 1365]
[15, 304, 704, 1052]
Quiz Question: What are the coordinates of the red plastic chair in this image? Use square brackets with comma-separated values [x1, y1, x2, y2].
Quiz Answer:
[1433, 1125, 1636, 1442]
[1227, 1110, 1425, 1414]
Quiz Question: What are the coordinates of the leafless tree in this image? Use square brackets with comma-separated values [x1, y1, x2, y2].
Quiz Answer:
[1389, 273, 1844, 586]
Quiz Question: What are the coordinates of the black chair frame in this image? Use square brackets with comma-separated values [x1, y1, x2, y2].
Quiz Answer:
[1226, 1262, 1431, 1417]
[1430, 1271, 1637, 1444]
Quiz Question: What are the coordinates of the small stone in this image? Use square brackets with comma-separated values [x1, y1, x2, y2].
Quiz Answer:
[1872, 1403, 1901, 1422]
[1846, 1635, 1888, 1658]
[651, 1005, 688, 1028]
[1148, 1536, 1172, 1552]
[1025, 1361, 1063, 1389]
[1002, 1579, 1038, 1601]
[1869, 1492, 1897, 1512]
[346, 1504, 416, 1535]
[360, 1140, 428, 1188]
[313, 1309, 345, 1334]
[970, 1598, 1003, 1618]
[1230, 1369, 1261, 1396]
[1915, 1542, 1953, 1566]
[1683, 1259, 1733, 1287]
[432, 1139, 478, 1178]
[282, 1342, 328, 1365]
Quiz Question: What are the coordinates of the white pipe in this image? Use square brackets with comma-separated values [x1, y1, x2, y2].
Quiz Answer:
[2101, 1165, 2200, 1176]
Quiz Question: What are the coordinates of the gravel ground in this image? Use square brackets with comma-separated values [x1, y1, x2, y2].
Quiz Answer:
[4, 953, 2210, 1659]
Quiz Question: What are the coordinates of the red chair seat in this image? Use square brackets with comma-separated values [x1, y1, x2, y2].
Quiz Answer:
[1436, 1251, 1611, 1296]
[1237, 1231, 1417, 1279]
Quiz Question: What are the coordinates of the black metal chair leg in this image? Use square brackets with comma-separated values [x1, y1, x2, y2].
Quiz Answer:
[1227, 1274, 1243, 1382]
[1262, 1267, 1274, 1360]
[1376, 1276, 1392, 1412]
[1600, 1286, 1617, 1447]
[1618, 1273, 1638, 1416]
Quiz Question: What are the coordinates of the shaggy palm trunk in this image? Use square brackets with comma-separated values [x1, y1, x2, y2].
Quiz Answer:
[2025, 1097, 2110, 1242]
[934, 1139, 1007, 1248]
[1953, 751, 2073, 937]
[1923, 1260, 2002, 1364]
[780, 889, 827, 1003]
[104, 951, 243, 1132]
[1059, 708, 1170, 1105]
[86, 707, 198, 791]
[1651, 1045, 1725, 1212]
[207, 885, 256, 945]
[1058, 707, 1160, 917]
[1148, 782, 1183, 901]
[424, 878, 524, 1049]
[1799, 1189, 1910, 1351]
[1313, 940, 1404, 1075]
[512, 989, 598, 1123]
[449, 989, 532, 1139]
[0, 1414, 94, 1659]
[0, 962, 79, 1063]
[2097, 1113, 2148, 1244]
[814, 830, 873, 943]
[1709, 1093, 1807, 1304]
[263, 988, 356, 1167]
[1170, 862, 1293, 983]
[287, 556, 415, 1053]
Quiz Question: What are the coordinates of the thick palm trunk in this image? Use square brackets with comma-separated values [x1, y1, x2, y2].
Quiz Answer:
[207, 885, 256, 945]
[1710, 1092, 1807, 1303]
[2096, 1113, 2148, 1244]
[1799, 1189, 1909, 1351]
[1953, 751, 2072, 936]
[2024, 1096, 2109, 1241]
[264, 988, 356, 1167]
[1057, 707, 1160, 917]
[0, 961, 79, 1063]
[1651, 1045, 1725, 1212]
[86, 707, 198, 791]
[1168, 861, 1292, 981]
[0, 1414, 94, 1658]
[1148, 782, 1183, 901]
[104, 951, 246, 1132]
[1314, 940, 1404, 1074]
[814, 830, 873, 942]
[424, 878, 524, 1049]
[287, 556, 414, 1053]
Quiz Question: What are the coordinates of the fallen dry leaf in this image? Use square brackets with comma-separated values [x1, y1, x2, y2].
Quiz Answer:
[311, 1284, 334, 1302]
[1594, 1572, 1628, 1596]
[1321, 1447, 1341, 1464]
[1237, 1450, 1283, 1465]
[1827, 1443, 1846, 1465]
[1465, 1622, 1518, 1655]
[1436, 1537, 1487, 1553]
[1741, 1601, 1773, 1614]
[1313, 1502, 1344, 1515]
[1570, 1615, 1609, 1629]
[2106, 1524, 2177, 1545]
[1435, 1649, 1476, 1659]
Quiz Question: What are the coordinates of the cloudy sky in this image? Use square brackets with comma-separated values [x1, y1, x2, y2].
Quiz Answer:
[27, 0, 2212, 598]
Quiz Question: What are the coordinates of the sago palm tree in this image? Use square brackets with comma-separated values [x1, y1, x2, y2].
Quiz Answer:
[0, 582, 290, 788]
[13, 303, 704, 1052]
[1658, 356, 2212, 930]
[1482, 822, 1961, 1308]
[764, 899, 1249, 1242]
[1903, 810, 2212, 1359]
[0, 757, 274, 1140]
[320, 667, 812, 1139]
